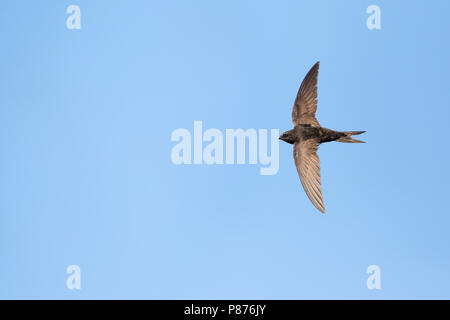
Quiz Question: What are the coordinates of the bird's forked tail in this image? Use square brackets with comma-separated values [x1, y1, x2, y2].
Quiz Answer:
[337, 131, 366, 143]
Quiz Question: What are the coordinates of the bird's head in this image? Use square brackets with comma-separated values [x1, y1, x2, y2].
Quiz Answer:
[279, 130, 296, 144]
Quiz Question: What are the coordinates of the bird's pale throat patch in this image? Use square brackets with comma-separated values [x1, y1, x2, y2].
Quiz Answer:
[170, 121, 279, 175]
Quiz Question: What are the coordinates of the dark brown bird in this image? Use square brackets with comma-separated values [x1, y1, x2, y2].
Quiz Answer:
[279, 62, 365, 213]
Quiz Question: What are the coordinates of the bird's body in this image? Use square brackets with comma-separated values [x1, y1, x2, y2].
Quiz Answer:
[279, 62, 365, 213]
[281, 125, 349, 145]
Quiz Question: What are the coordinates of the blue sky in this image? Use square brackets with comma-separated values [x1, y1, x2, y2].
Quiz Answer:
[1, 1, 450, 299]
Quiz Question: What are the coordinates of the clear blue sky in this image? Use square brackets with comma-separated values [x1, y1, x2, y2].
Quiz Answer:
[1, 0, 449, 299]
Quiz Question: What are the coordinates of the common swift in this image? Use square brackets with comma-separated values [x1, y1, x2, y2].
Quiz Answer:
[279, 62, 365, 213]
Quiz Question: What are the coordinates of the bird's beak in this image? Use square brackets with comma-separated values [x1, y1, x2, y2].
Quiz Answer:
[279, 134, 283, 140]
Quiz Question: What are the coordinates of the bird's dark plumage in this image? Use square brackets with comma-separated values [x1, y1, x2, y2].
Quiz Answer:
[280, 62, 365, 213]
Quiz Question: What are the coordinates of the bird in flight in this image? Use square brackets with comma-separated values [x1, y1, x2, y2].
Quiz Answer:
[279, 62, 365, 213]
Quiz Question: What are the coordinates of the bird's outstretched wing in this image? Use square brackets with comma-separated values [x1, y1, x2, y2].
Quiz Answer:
[294, 139, 325, 213]
[292, 62, 320, 127]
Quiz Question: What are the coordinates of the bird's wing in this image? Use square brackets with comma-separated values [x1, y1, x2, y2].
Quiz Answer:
[294, 139, 325, 213]
[292, 62, 320, 127]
